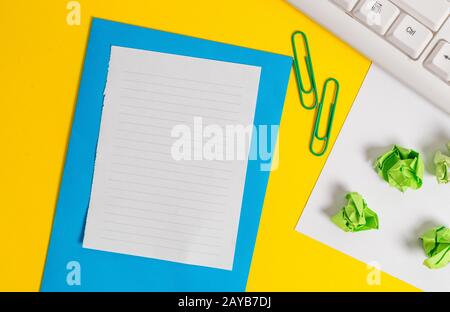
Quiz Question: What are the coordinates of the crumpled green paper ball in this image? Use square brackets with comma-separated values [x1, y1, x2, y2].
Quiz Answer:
[434, 143, 450, 184]
[331, 192, 379, 232]
[374, 145, 424, 192]
[420, 226, 450, 269]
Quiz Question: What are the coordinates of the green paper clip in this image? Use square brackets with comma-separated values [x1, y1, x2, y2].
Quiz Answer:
[291, 31, 340, 157]
[310, 78, 339, 156]
[291, 31, 318, 110]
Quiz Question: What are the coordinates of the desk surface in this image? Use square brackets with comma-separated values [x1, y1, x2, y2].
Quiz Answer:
[0, 0, 416, 291]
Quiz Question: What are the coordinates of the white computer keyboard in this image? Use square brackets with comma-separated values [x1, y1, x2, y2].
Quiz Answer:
[287, 0, 450, 114]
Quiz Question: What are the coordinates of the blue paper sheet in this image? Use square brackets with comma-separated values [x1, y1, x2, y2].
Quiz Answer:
[41, 18, 292, 291]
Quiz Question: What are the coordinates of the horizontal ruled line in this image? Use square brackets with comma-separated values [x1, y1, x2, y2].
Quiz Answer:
[118, 121, 172, 130]
[108, 186, 224, 205]
[101, 228, 222, 248]
[122, 79, 241, 97]
[123, 70, 243, 89]
[108, 177, 227, 198]
[119, 112, 188, 123]
[110, 169, 228, 189]
[120, 96, 240, 114]
[112, 153, 232, 173]
[121, 87, 241, 106]
[112, 162, 230, 181]
[115, 137, 172, 147]
[120, 104, 239, 122]
[99, 236, 219, 256]
[113, 145, 170, 156]
[104, 211, 222, 230]
[104, 220, 222, 240]
[106, 203, 223, 222]
[108, 195, 224, 214]
[115, 128, 170, 138]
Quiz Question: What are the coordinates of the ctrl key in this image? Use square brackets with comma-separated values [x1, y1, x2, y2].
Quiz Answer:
[387, 14, 433, 59]
[425, 40, 450, 83]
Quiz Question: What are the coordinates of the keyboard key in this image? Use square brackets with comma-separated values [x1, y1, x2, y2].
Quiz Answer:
[387, 14, 433, 59]
[425, 40, 450, 82]
[354, 0, 400, 35]
[332, 0, 360, 11]
[390, 0, 450, 32]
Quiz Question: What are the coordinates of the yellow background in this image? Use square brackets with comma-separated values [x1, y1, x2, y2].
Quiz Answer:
[0, 0, 417, 291]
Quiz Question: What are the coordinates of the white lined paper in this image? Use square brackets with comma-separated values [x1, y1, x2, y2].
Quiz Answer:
[82, 46, 261, 270]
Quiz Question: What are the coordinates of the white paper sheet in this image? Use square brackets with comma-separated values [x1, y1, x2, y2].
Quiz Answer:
[296, 65, 450, 291]
[83, 46, 261, 270]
